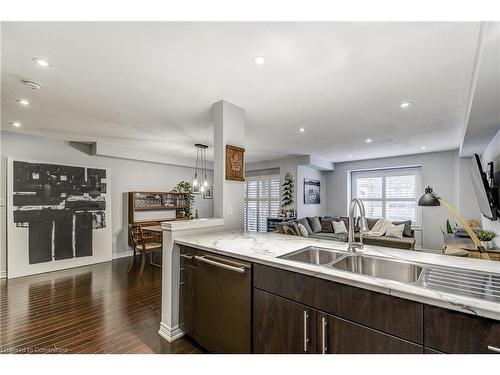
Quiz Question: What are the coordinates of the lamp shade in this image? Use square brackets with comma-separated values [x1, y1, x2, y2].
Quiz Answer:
[418, 186, 440, 206]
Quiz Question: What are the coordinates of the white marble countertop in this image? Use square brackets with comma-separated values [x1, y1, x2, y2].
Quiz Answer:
[175, 230, 500, 320]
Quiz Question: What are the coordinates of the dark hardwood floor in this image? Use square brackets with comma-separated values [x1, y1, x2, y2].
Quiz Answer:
[0, 256, 204, 354]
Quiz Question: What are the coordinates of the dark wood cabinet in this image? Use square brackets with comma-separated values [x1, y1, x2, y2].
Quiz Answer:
[317, 313, 422, 354]
[254, 264, 423, 343]
[253, 289, 317, 354]
[424, 305, 500, 354]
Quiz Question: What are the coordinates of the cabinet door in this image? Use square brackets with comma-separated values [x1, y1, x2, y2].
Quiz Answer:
[253, 289, 317, 354]
[424, 305, 500, 354]
[179, 263, 197, 336]
[317, 313, 422, 354]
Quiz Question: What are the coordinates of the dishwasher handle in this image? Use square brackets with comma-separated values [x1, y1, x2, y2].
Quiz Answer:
[194, 255, 247, 274]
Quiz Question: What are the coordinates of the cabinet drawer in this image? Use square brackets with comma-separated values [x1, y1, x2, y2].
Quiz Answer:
[424, 305, 500, 354]
[319, 314, 423, 354]
[254, 264, 423, 343]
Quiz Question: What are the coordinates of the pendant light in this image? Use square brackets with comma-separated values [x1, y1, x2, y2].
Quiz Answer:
[193, 143, 209, 191]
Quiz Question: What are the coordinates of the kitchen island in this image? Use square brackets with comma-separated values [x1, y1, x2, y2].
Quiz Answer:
[167, 230, 500, 353]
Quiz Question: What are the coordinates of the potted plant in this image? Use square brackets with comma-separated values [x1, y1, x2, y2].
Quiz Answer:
[172, 180, 195, 219]
[475, 229, 496, 250]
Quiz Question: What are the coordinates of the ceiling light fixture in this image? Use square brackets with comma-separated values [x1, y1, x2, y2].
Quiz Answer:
[253, 56, 266, 65]
[22, 80, 41, 90]
[193, 143, 209, 192]
[348, 155, 353, 159]
[421, 146, 427, 150]
[32, 57, 51, 67]
[17, 99, 31, 106]
[10, 121, 21, 128]
[365, 138, 372, 143]
[398, 102, 413, 109]
[299, 127, 306, 133]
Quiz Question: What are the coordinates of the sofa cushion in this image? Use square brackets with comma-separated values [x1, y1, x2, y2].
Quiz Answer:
[385, 224, 405, 238]
[283, 225, 297, 236]
[297, 223, 309, 237]
[320, 218, 335, 233]
[307, 216, 322, 233]
[332, 220, 348, 234]
[391, 220, 413, 237]
[275, 220, 296, 234]
[366, 218, 380, 231]
[356, 234, 415, 250]
[297, 217, 313, 235]
[309, 232, 349, 242]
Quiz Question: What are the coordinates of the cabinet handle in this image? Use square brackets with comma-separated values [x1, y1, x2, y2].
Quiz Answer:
[180, 253, 194, 260]
[321, 316, 328, 354]
[303, 310, 309, 352]
[488, 345, 500, 353]
[194, 255, 246, 273]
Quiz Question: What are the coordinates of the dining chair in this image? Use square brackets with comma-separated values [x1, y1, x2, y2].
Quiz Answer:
[128, 223, 162, 277]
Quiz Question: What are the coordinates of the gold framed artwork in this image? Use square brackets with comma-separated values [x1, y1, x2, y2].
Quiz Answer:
[226, 145, 245, 181]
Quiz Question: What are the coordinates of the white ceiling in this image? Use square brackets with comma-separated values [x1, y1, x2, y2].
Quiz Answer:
[1, 22, 483, 163]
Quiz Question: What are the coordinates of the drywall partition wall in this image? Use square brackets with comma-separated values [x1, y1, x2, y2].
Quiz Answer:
[481, 128, 500, 248]
[0, 131, 214, 274]
[297, 165, 326, 218]
[325, 150, 479, 250]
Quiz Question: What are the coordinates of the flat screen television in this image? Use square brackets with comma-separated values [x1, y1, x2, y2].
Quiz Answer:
[469, 153, 499, 220]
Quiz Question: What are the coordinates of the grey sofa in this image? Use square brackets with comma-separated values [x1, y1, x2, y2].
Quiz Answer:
[275, 216, 416, 250]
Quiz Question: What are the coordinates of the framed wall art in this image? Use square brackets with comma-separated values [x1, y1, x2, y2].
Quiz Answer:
[226, 145, 245, 181]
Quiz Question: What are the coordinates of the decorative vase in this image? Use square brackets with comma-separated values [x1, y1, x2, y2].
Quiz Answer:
[480, 241, 491, 250]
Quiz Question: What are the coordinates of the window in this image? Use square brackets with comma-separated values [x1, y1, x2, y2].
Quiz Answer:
[244, 175, 280, 232]
[351, 167, 421, 227]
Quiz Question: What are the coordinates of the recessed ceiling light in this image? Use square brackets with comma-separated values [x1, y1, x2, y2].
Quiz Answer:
[365, 138, 372, 143]
[22, 80, 41, 90]
[421, 145, 427, 150]
[32, 57, 51, 67]
[17, 99, 31, 106]
[398, 102, 413, 109]
[348, 155, 353, 159]
[299, 127, 306, 133]
[10, 121, 21, 128]
[253, 56, 266, 65]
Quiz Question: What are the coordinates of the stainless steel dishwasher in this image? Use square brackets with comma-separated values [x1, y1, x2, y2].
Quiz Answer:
[193, 249, 252, 353]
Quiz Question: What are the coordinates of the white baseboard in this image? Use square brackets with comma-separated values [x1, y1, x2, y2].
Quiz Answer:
[113, 250, 133, 259]
[158, 321, 184, 342]
[0, 270, 6, 279]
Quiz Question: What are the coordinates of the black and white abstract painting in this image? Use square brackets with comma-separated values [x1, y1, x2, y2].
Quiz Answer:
[304, 178, 321, 205]
[7, 159, 112, 278]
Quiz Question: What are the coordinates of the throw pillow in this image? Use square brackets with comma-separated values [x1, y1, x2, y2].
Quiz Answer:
[385, 224, 405, 238]
[320, 218, 335, 233]
[289, 222, 301, 236]
[283, 225, 297, 236]
[339, 216, 350, 231]
[297, 218, 313, 235]
[297, 223, 309, 237]
[275, 220, 295, 234]
[391, 220, 412, 237]
[307, 216, 322, 234]
[332, 220, 348, 234]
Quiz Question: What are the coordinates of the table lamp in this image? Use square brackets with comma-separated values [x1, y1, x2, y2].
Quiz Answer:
[418, 186, 491, 261]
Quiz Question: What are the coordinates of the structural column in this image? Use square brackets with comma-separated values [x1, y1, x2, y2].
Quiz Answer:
[213, 100, 246, 230]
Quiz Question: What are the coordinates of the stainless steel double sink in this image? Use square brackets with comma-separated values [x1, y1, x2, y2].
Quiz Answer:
[279, 246, 500, 303]
[280, 246, 422, 283]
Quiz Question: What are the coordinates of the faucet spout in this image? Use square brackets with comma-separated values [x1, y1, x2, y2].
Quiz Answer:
[348, 199, 368, 253]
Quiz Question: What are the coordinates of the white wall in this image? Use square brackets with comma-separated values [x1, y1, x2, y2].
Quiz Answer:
[297, 165, 326, 218]
[0, 131, 214, 274]
[481, 129, 500, 248]
[325, 150, 481, 250]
